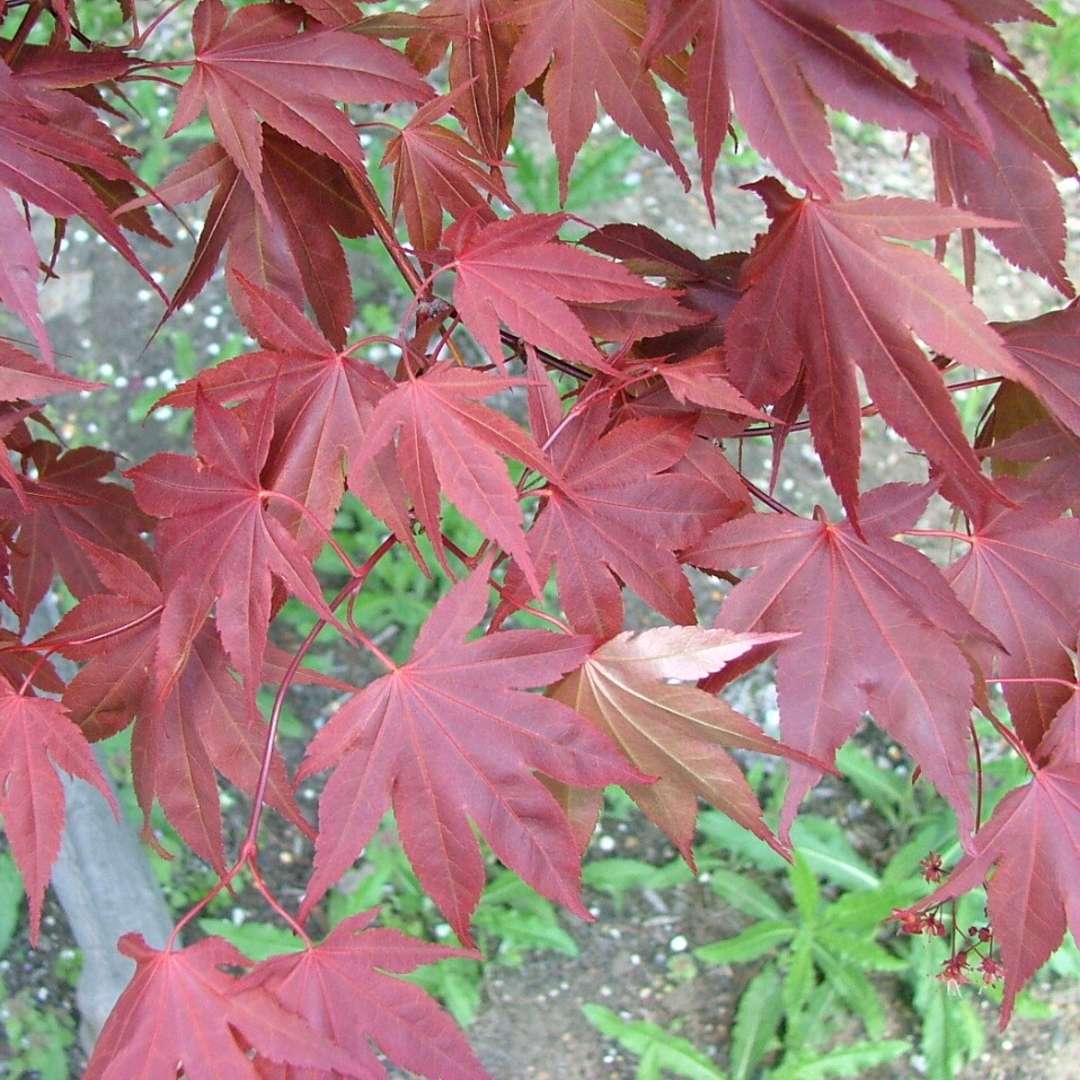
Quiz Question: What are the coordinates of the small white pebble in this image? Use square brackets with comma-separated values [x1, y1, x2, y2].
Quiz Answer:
[137, 289, 152, 303]
[670, 935, 689, 953]
[74, 229, 90, 243]
[36, 987, 49, 1002]
[598, 835, 616, 852]
[599, 985, 612, 997]
[115, 376, 129, 388]
[630, 953, 641, 966]
[203, 315, 219, 329]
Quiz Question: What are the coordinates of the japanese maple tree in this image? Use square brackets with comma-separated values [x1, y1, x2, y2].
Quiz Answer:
[0, 0, 1078, 1075]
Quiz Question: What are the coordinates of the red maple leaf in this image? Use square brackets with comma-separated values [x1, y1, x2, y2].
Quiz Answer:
[83, 934, 368, 1079]
[297, 560, 642, 941]
[361, 359, 548, 586]
[915, 694, 1080, 1026]
[442, 211, 671, 369]
[293, 0, 364, 26]
[168, 0, 432, 217]
[241, 910, 488, 1079]
[38, 542, 310, 873]
[129, 130, 372, 349]
[982, 419, 1080, 513]
[642, 0, 974, 217]
[0, 441, 153, 624]
[0, 191, 51, 362]
[0, 59, 162, 358]
[384, 90, 513, 254]
[687, 484, 999, 843]
[0, 676, 117, 942]
[158, 274, 393, 551]
[405, 0, 519, 160]
[724, 182, 1029, 520]
[549, 626, 828, 863]
[945, 481, 1080, 753]
[994, 302, 1080, 440]
[501, 0, 688, 201]
[581, 223, 744, 362]
[928, 54, 1076, 298]
[0, 341, 100, 401]
[128, 386, 339, 703]
[503, 397, 722, 639]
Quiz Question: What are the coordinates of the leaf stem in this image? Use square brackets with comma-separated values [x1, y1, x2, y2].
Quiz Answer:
[440, 534, 571, 634]
[991, 675, 1079, 692]
[728, 376, 1004, 440]
[980, 705, 1039, 773]
[170, 537, 399, 948]
[130, 0, 187, 50]
[742, 476, 797, 515]
[968, 715, 984, 831]
[347, 167, 427, 295]
[3, 1, 43, 64]
[260, 489, 361, 577]
[1, 604, 164, 659]
[903, 528, 973, 542]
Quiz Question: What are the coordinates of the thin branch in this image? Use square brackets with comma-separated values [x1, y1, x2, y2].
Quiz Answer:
[742, 476, 797, 515]
[169, 536, 400, 948]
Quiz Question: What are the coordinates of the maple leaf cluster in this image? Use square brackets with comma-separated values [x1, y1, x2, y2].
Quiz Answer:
[1, 0, 1079, 1072]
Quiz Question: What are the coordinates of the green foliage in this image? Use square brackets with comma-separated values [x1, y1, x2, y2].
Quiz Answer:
[697, 852, 903, 1061]
[583, 1004, 729, 1080]
[728, 970, 783, 1080]
[0, 854, 23, 955]
[577, 723, 1077, 1079]
[0, 976, 76, 1080]
[508, 131, 644, 214]
[583, 857, 694, 912]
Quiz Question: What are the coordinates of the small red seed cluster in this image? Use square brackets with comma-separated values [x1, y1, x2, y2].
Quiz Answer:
[891, 852, 1004, 991]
